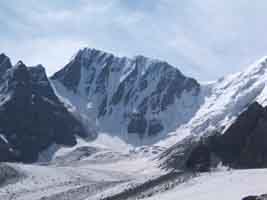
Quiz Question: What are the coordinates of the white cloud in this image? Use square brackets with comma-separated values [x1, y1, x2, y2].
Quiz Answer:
[1, 0, 267, 81]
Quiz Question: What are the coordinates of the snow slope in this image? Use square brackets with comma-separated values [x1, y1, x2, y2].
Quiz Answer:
[1, 139, 267, 200]
[0, 139, 162, 200]
[144, 169, 267, 200]
[157, 56, 267, 148]
[190, 56, 267, 133]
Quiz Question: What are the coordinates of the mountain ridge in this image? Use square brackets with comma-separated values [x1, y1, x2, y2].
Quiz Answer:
[0, 55, 92, 162]
[51, 47, 201, 144]
[1, 48, 267, 199]
[2, 47, 267, 158]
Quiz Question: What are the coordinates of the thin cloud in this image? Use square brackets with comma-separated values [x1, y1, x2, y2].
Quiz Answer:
[1, 0, 267, 81]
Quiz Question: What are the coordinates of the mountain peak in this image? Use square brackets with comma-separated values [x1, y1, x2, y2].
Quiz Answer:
[74, 47, 163, 67]
[242, 56, 267, 77]
[12, 61, 28, 78]
[14, 60, 26, 68]
[73, 47, 114, 62]
[28, 64, 48, 83]
[0, 53, 8, 60]
[0, 53, 12, 77]
[28, 64, 46, 73]
[133, 54, 162, 64]
[52, 47, 201, 142]
[0, 59, 90, 162]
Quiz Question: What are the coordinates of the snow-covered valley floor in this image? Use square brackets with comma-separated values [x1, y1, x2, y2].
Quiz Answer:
[0, 136, 266, 200]
[144, 168, 267, 200]
[0, 136, 164, 200]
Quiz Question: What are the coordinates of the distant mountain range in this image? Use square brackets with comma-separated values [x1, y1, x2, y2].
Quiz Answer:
[52, 48, 201, 144]
[1, 48, 267, 168]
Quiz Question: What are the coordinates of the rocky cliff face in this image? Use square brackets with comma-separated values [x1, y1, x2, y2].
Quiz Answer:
[0, 55, 90, 163]
[52, 48, 201, 143]
[208, 102, 267, 169]
[160, 102, 267, 171]
[157, 56, 267, 172]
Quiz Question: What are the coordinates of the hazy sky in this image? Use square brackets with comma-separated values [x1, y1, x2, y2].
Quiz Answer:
[1, 0, 267, 81]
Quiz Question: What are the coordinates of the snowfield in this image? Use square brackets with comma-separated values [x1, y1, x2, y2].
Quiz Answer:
[1, 135, 267, 200]
[0, 137, 164, 200]
[1, 145, 267, 200]
[144, 169, 267, 200]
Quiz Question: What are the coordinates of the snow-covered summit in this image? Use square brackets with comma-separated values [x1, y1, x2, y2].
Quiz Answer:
[52, 48, 267, 146]
[52, 48, 201, 144]
[159, 55, 267, 148]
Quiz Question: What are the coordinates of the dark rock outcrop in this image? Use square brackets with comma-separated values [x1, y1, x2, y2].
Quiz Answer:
[52, 51, 83, 92]
[0, 164, 22, 186]
[127, 113, 147, 137]
[0, 53, 12, 79]
[0, 137, 14, 162]
[0, 57, 89, 163]
[242, 196, 258, 200]
[158, 136, 201, 171]
[208, 102, 267, 168]
[160, 102, 267, 171]
[185, 142, 212, 172]
[242, 194, 267, 200]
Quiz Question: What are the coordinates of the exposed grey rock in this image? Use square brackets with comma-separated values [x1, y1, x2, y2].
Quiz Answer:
[242, 194, 267, 200]
[208, 102, 267, 168]
[52, 48, 201, 140]
[0, 164, 22, 186]
[0, 56, 91, 163]
[0, 53, 12, 80]
[52, 51, 82, 92]
[127, 113, 147, 137]
[160, 101, 267, 171]
[52, 146, 99, 165]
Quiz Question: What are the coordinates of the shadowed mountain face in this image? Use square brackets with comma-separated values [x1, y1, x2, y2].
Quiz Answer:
[161, 102, 267, 171]
[0, 55, 89, 163]
[52, 48, 201, 141]
[0, 53, 12, 74]
[208, 102, 267, 168]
